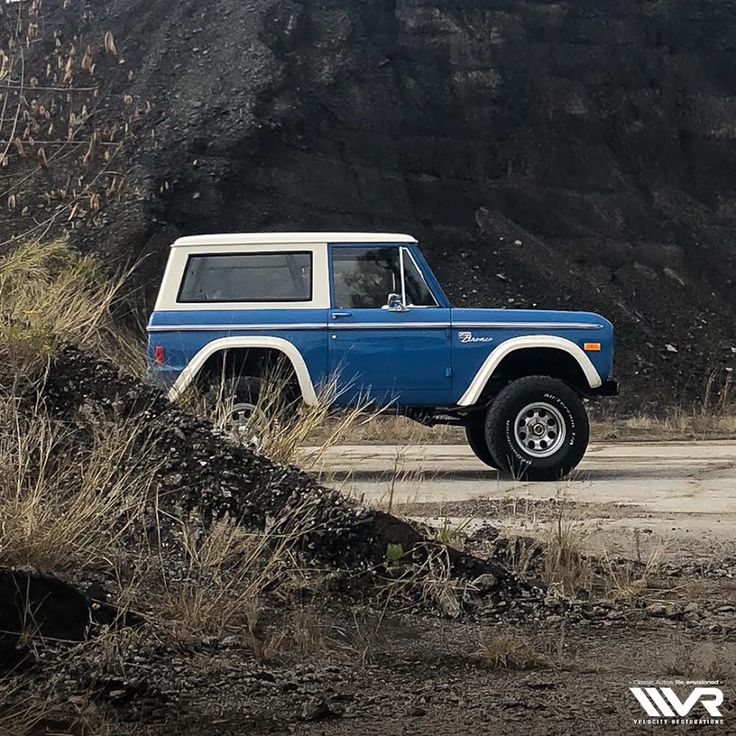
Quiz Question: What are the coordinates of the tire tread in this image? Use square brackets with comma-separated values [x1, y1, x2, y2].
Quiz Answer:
[485, 376, 589, 481]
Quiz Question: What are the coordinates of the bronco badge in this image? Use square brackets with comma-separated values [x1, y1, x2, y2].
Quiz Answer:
[458, 331, 494, 344]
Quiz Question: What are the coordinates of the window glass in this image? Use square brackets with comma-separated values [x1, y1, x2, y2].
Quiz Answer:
[178, 252, 312, 303]
[403, 250, 438, 307]
[332, 247, 401, 308]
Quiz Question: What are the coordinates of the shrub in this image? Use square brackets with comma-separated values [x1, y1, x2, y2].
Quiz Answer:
[0, 239, 142, 379]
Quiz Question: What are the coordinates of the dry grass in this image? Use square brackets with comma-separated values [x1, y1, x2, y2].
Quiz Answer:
[0, 388, 331, 659]
[476, 629, 540, 669]
[0, 695, 57, 736]
[603, 412, 736, 440]
[419, 547, 464, 618]
[601, 538, 666, 601]
[316, 414, 462, 445]
[661, 641, 736, 681]
[593, 369, 736, 440]
[181, 370, 389, 470]
[0, 239, 379, 662]
[340, 607, 386, 666]
[542, 499, 592, 597]
[429, 515, 475, 550]
[0, 239, 144, 379]
[282, 381, 385, 471]
[494, 534, 544, 579]
[534, 498, 666, 602]
[159, 512, 307, 642]
[285, 607, 328, 659]
[0, 688, 114, 736]
[0, 397, 154, 572]
[0, 389, 323, 660]
[381, 544, 466, 619]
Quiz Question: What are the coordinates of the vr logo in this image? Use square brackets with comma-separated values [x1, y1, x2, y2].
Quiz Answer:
[630, 687, 723, 718]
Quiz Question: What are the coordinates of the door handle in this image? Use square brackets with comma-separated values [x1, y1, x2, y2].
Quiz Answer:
[331, 311, 353, 319]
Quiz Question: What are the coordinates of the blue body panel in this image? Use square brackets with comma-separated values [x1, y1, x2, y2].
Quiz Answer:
[147, 241, 615, 407]
[449, 307, 614, 403]
[327, 307, 452, 406]
[147, 308, 329, 392]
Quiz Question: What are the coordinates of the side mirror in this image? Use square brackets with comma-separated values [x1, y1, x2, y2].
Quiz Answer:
[386, 293, 408, 312]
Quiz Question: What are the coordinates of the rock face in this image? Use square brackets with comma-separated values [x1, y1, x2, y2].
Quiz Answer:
[3, 0, 736, 403]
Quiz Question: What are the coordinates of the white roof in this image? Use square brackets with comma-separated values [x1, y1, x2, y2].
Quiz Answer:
[171, 232, 417, 248]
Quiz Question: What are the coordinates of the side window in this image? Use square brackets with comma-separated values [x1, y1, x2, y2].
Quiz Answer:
[402, 249, 438, 307]
[332, 247, 401, 309]
[178, 252, 312, 303]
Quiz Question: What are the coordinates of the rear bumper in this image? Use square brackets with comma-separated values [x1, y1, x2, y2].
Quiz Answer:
[589, 379, 619, 397]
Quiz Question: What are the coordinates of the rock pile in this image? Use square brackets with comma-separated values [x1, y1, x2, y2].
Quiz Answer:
[40, 346, 523, 591]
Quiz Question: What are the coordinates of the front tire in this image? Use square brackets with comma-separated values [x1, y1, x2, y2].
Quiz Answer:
[465, 416, 499, 469]
[485, 376, 589, 481]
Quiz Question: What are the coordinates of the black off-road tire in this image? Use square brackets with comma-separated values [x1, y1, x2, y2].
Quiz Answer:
[205, 375, 301, 446]
[205, 376, 264, 436]
[208, 375, 301, 420]
[206, 375, 261, 412]
[464, 416, 499, 469]
[485, 376, 589, 481]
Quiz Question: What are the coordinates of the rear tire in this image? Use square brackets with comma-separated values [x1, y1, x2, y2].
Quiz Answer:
[485, 376, 589, 481]
[207, 376, 267, 444]
[464, 417, 499, 469]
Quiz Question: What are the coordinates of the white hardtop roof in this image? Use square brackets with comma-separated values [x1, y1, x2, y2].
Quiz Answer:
[171, 232, 417, 248]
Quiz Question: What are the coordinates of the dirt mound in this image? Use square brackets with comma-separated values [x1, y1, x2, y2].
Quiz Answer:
[41, 346, 521, 591]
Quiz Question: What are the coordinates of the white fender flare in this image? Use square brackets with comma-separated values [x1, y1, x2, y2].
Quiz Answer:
[457, 335, 602, 407]
[167, 336, 318, 405]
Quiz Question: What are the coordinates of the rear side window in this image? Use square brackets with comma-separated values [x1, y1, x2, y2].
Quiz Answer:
[178, 252, 312, 303]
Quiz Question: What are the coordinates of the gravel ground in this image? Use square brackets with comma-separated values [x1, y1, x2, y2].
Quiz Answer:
[2, 349, 735, 734]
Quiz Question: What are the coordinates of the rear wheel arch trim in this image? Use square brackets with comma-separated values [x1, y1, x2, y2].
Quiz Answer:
[167, 336, 318, 405]
[457, 336, 602, 407]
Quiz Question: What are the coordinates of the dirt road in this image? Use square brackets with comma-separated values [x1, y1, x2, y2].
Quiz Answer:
[316, 441, 736, 556]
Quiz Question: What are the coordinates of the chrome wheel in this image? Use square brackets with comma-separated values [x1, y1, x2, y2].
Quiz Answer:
[227, 401, 267, 447]
[513, 402, 566, 459]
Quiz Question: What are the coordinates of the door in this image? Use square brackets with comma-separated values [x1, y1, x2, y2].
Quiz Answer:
[328, 243, 451, 406]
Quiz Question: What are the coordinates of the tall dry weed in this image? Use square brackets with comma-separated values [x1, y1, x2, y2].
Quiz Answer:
[0, 239, 143, 378]
[0, 396, 154, 571]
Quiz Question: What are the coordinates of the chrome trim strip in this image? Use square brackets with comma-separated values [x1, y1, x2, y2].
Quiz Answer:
[453, 322, 603, 330]
[148, 323, 453, 332]
[331, 322, 449, 330]
[149, 320, 603, 333]
[147, 324, 327, 333]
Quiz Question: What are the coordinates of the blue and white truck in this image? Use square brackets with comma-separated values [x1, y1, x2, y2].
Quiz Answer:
[147, 232, 617, 480]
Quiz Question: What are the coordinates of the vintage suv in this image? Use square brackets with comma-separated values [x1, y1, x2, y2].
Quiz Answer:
[147, 232, 617, 480]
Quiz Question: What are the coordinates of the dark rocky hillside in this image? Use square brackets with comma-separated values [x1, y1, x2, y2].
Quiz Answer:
[2, 0, 736, 407]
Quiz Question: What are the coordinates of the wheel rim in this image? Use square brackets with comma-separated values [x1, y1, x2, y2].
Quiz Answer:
[227, 401, 267, 447]
[513, 402, 567, 459]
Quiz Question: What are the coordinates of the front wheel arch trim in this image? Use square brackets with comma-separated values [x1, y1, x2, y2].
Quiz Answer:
[457, 336, 603, 407]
